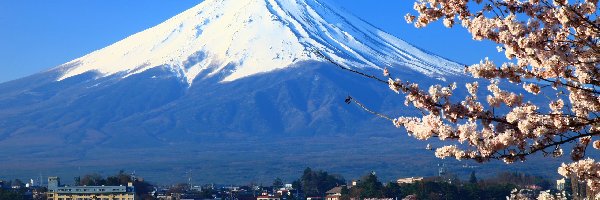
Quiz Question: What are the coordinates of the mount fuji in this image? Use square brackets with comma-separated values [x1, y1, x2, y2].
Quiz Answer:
[0, 0, 486, 182]
[56, 0, 462, 84]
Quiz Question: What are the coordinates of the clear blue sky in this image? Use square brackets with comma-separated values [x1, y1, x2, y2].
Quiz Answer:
[0, 0, 504, 83]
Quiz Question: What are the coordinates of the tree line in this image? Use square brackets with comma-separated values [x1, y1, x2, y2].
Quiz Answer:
[74, 170, 154, 199]
[284, 168, 554, 200]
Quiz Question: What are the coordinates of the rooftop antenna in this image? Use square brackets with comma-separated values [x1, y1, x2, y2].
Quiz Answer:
[438, 163, 447, 177]
[186, 169, 193, 189]
[130, 170, 137, 182]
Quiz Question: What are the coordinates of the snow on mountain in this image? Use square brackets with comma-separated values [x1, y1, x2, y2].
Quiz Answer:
[56, 0, 463, 85]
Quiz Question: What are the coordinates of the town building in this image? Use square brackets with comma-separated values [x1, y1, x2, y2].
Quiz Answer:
[276, 189, 290, 196]
[556, 178, 566, 191]
[396, 177, 423, 185]
[46, 176, 136, 200]
[325, 186, 349, 200]
[256, 195, 280, 200]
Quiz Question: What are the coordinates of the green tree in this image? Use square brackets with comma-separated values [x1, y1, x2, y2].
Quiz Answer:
[301, 167, 317, 196]
[0, 188, 24, 200]
[11, 179, 24, 188]
[73, 177, 81, 186]
[79, 173, 105, 186]
[469, 171, 478, 184]
[133, 180, 154, 199]
[273, 177, 284, 189]
[300, 167, 345, 197]
[106, 170, 132, 186]
[383, 182, 401, 198]
[292, 179, 301, 190]
[357, 172, 383, 198]
[340, 185, 350, 200]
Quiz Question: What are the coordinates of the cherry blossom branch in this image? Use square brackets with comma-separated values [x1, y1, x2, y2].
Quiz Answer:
[314, 0, 600, 192]
[402, 0, 600, 192]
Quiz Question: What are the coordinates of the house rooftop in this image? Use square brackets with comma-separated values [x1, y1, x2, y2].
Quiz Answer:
[326, 186, 350, 194]
[49, 185, 134, 194]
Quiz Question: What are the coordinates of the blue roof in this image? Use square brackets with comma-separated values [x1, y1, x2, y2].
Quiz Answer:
[49, 185, 134, 194]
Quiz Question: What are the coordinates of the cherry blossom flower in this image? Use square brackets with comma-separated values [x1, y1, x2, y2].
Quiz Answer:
[333, 0, 599, 193]
[398, 0, 599, 192]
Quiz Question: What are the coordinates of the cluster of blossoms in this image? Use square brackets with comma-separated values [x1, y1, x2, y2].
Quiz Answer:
[507, 189, 568, 200]
[389, 0, 600, 193]
[558, 158, 600, 196]
[535, 190, 568, 200]
[507, 189, 534, 200]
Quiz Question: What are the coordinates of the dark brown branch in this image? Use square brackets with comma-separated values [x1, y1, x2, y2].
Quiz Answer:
[491, 130, 598, 160]
[555, 1, 600, 32]
[346, 96, 393, 122]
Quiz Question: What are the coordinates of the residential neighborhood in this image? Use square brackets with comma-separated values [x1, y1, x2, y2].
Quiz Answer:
[1, 168, 598, 200]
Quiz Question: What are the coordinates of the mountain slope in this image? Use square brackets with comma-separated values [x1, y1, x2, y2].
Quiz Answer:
[0, 0, 471, 182]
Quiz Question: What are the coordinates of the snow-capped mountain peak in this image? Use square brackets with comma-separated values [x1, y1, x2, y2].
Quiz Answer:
[57, 0, 462, 85]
